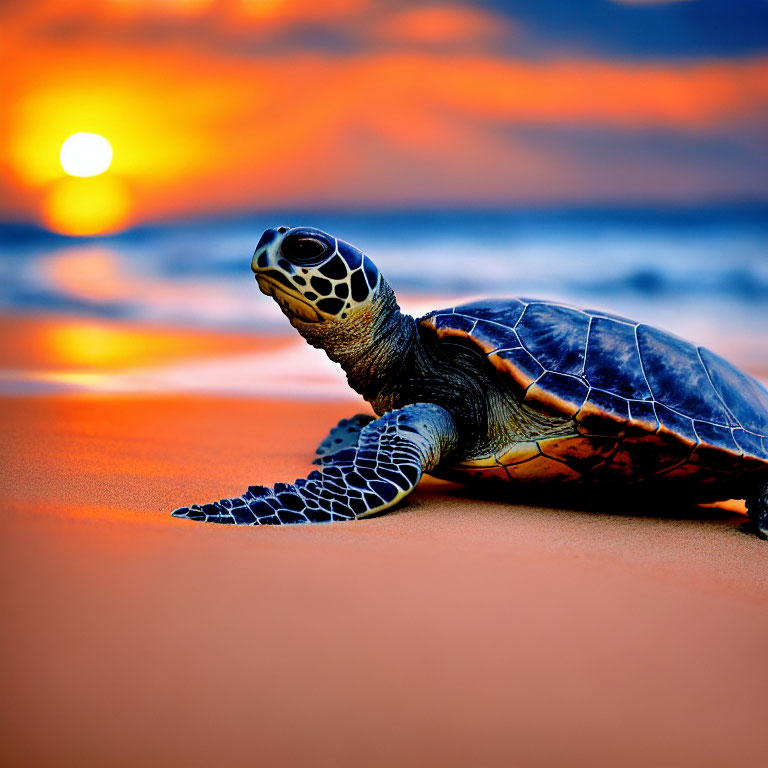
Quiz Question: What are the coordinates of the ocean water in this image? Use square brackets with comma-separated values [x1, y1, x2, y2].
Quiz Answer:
[2, 208, 767, 391]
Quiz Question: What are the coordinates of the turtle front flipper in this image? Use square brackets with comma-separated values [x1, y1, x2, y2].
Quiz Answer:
[172, 403, 458, 525]
[313, 413, 376, 462]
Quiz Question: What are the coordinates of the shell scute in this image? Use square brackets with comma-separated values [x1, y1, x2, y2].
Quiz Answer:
[490, 347, 544, 390]
[471, 319, 521, 354]
[606, 436, 691, 478]
[688, 441, 744, 474]
[637, 325, 734, 426]
[525, 372, 589, 418]
[432, 313, 474, 335]
[538, 435, 617, 475]
[576, 388, 630, 435]
[454, 298, 526, 326]
[628, 400, 659, 433]
[516, 303, 589, 376]
[693, 421, 741, 455]
[654, 403, 698, 445]
[495, 441, 540, 466]
[585, 317, 652, 401]
[733, 428, 764, 457]
[475, 465, 515, 483]
[460, 452, 502, 469]
[647, 429, 696, 471]
[504, 454, 582, 482]
[698, 347, 768, 435]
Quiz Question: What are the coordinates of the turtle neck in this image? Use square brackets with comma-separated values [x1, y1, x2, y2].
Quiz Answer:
[291, 280, 419, 412]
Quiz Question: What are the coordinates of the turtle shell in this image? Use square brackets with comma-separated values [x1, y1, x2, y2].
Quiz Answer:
[418, 298, 768, 483]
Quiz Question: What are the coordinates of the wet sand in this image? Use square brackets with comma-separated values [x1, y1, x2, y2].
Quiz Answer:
[1, 319, 767, 767]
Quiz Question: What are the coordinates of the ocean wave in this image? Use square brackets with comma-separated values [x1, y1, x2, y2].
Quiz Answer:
[2, 209, 767, 329]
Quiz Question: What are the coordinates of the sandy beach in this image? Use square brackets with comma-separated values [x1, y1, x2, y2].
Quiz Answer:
[1, 316, 767, 768]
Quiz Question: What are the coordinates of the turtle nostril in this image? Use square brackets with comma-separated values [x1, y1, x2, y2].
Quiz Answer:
[277, 226, 288, 234]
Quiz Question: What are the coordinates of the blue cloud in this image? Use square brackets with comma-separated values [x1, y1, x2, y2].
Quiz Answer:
[482, 0, 768, 58]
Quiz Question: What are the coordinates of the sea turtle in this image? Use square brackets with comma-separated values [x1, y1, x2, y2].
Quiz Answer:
[173, 226, 768, 537]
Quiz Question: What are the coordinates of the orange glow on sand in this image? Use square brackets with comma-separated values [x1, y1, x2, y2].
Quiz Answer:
[43, 176, 131, 236]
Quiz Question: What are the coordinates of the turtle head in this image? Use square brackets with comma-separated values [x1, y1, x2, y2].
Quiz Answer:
[251, 226, 386, 327]
[251, 226, 415, 403]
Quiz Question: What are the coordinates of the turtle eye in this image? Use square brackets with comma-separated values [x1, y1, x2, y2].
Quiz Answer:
[280, 232, 332, 267]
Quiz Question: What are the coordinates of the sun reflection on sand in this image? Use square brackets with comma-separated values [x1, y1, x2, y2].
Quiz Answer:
[0, 314, 352, 397]
[36, 320, 284, 371]
[8, 340, 355, 399]
[0, 319, 352, 399]
[45, 324, 165, 369]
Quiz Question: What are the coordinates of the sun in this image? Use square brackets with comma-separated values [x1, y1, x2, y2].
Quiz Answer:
[59, 132, 113, 177]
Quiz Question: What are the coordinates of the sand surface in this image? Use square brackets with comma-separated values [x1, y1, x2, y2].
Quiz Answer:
[1, 318, 767, 767]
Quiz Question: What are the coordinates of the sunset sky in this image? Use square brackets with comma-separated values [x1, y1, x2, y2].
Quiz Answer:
[1, 0, 767, 233]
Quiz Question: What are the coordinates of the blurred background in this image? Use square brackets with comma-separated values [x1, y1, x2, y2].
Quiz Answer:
[1, 0, 767, 394]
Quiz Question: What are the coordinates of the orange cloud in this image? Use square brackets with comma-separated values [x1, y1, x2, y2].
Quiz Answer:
[2, 0, 371, 29]
[0, 0, 374, 55]
[375, 5, 513, 47]
[420, 56, 768, 128]
[1, 0, 767, 227]
[5, 48, 768, 223]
